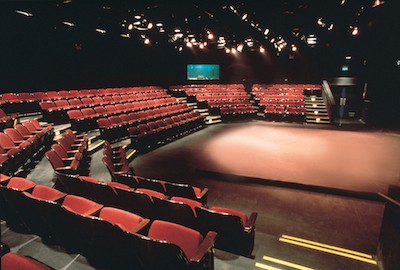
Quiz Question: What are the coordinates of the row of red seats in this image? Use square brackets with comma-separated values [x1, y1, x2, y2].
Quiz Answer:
[40, 93, 171, 112]
[207, 99, 254, 108]
[102, 142, 207, 203]
[264, 105, 306, 121]
[0, 108, 17, 131]
[253, 83, 322, 90]
[45, 130, 88, 175]
[57, 168, 257, 257]
[255, 94, 305, 100]
[0, 87, 167, 114]
[220, 106, 258, 116]
[41, 96, 176, 123]
[96, 105, 194, 142]
[127, 112, 204, 150]
[0, 177, 216, 269]
[258, 99, 305, 107]
[0, 87, 167, 104]
[68, 99, 183, 132]
[0, 119, 53, 174]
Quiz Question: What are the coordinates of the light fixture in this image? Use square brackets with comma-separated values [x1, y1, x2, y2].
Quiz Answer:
[225, 48, 231, 53]
[264, 29, 270, 35]
[242, 14, 248, 20]
[231, 48, 237, 54]
[128, 23, 133, 30]
[291, 45, 297, 52]
[372, 0, 384, 7]
[208, 33, 214, 40]
[186, 41, 193, 47]
[199, 43, 204, 49]
[147, 22, 153, 29]
[351, 27, 359, 36]
[260, 46, 265, 53]
[144, 38, 150, 44]
[95, 28, 106, 34]
[237, 44, 244, 52]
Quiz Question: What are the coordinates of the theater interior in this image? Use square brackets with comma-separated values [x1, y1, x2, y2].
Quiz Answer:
[1, 1, 399, 270]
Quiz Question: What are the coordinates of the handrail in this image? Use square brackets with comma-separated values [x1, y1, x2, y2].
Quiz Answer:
[378, 192, 400, 207]
[322, 80, 335, 106]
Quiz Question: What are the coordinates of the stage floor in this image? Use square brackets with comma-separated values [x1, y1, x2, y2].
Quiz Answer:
[133, 121, 400, 195]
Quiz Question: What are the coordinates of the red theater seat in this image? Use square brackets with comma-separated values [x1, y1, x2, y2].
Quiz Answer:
[1, 253, 53, 270]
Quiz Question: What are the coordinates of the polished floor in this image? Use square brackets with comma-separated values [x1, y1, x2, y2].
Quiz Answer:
[2, 121, 396, 269]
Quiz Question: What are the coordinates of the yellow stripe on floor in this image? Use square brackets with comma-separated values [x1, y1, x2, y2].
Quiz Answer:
[262, 256, 315, 270]
[255, 262, 282, 270]
[281, 235, 373, 259]
[279, 238, 377, 265]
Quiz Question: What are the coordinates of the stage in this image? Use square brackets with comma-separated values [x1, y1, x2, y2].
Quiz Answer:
[133, 121, 400, 196]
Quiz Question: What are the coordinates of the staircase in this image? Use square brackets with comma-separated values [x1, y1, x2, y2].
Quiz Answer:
[177, 97, 222, 125]
[304, 95, 331, 124]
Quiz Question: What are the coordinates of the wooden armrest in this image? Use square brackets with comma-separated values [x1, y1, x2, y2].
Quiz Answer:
[245, 212, 258, 230]
[190, 231, 217, 262]
[198, 188, 208, 199]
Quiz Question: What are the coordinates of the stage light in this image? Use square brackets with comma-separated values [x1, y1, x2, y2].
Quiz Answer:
[291, 45, 297, 52]
[373, 0, 384, 7]
[174, 29, 181, 33]
[264, 29, 270, 35]
[351, 27, 359, 36]
[186, 41, 193, 47]
[199, 43, 204, 49]
[156, 23, 163, 27]
[147, 22, 153, 29]
[208, 33, 214, 40]
[62, 21, 75, 27]
[134, 15, 141, 19]
[144, 38, 150, 44]
[225, 48, 231, 53]
[15, 10, 33, 17]
[237, 44, 244, 52]
[121, 33, 130, 38]
[260, 47, 265, 53]
[242, 14, 248, 20]
[128, 23, 133, 30]
[346, 56, 352, 60]
[231, 48, 237, 54]
[95, 28, 106, 34]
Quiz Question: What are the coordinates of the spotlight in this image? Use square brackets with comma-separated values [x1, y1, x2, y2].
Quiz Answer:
[225, 48, 231, 53]
[128, 24, 133, 30]
[186, 42, 193, 47]
[144, 38, 150, 44]
[208, 33, 214, 40]
[351, 27, 359, 36]
[237, 44, 244, 52]
[231, 48, 237, 54]
[291, 45, 297, 52]
[260, 46, 265, 53]
[147, 22, 153, 29]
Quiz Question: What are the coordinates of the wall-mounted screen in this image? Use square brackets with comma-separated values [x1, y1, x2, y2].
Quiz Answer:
[187, 64, 220, 80]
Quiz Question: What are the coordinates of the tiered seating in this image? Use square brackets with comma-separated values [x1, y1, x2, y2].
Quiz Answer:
[252, 84, 321, 121]
[0, 86, 167, 115]
[169, 84, 257, 119]
[45, 129, 88, 175]
[36, 86, 170, 124]
[0, 176, 217, 269]
[0, 108, 17, 131]
[0, 120, 53, 174]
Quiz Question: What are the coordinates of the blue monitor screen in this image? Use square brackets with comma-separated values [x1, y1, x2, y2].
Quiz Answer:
[187, 64, 220, 80]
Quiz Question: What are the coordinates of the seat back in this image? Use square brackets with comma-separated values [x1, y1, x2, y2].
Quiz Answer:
[148, 220, 203, 260]
[1, 253, 53, 270]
